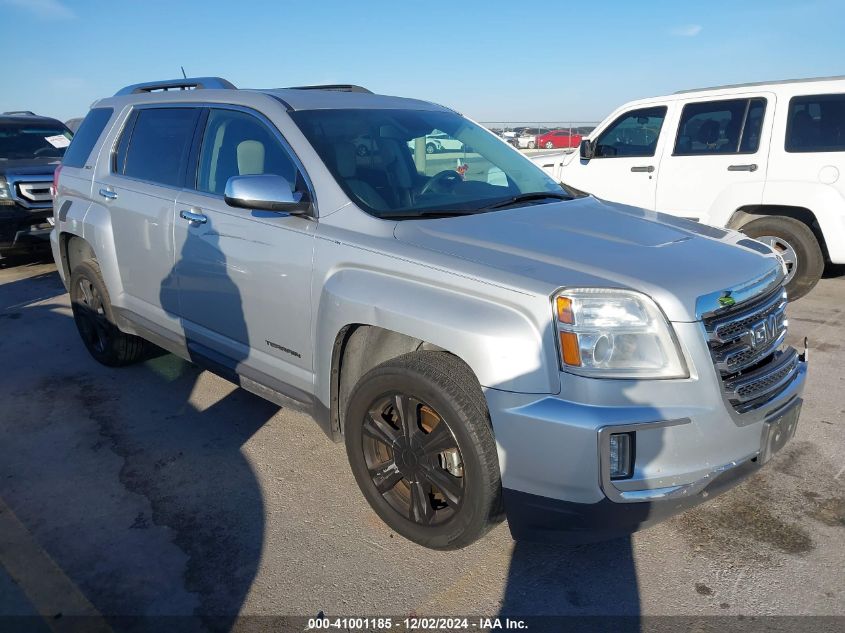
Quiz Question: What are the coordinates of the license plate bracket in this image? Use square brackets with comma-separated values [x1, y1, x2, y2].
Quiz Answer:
[759, 400, 802, 464]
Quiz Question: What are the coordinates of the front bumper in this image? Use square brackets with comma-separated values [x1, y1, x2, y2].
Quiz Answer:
[486, 341, 808, 542]
[0, 205, 53, 256]
[503, 453, 761, 543]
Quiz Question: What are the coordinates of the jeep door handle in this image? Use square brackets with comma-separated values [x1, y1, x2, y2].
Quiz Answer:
[630, 165, 655, 173]
[728, 164, 758, 172]
[98, 188, 118, 200]
[179, 209, 208, 225]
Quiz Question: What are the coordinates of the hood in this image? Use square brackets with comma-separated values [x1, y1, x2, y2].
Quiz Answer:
[0, 158, 61, 176]
[393, 196, 783, 322]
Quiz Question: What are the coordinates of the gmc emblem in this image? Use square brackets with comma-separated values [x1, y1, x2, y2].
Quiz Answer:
[750, 313, 779, 348]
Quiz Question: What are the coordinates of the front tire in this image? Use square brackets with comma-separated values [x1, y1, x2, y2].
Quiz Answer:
[425, 143, 436, 155]
[741, 216, 824, 300]
[544, 141, 554, 149]
[69, 259, 148, 366]
[344, 351, 502, 550]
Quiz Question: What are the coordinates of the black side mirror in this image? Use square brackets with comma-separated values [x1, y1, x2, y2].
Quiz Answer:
[579, 139, 595, 160]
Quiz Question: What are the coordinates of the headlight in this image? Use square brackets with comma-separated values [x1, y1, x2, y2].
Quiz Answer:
[554, 288, 688, 379]
[0, 176, 13, 205]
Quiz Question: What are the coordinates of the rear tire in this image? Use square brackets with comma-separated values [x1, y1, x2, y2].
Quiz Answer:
[69, 259, 148, 366]
[740, 216, 824, 300]
[527, 141, 536, 149]
[545, 141, 554, 149]
[425, 143, 436, 155]
[344, 351, 502, 550]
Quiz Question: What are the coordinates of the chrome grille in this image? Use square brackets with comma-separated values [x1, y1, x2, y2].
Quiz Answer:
[702, 284, 799, 412]
[6, 173, 54, 209]
[17, 182, 53, 203]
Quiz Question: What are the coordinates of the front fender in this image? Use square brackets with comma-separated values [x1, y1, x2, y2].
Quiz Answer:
[313, 267, 560, 408]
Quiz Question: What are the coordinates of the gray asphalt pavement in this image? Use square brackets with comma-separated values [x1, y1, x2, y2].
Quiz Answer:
[0, 254, 843, 628]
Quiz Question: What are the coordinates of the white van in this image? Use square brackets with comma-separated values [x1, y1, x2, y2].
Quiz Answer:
[533, 76, 845, 298]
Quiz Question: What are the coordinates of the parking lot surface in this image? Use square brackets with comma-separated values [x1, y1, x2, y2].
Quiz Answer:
[0, 256, 843, 627]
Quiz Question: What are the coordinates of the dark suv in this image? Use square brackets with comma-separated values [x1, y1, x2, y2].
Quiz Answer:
[0, 112, 72, 259]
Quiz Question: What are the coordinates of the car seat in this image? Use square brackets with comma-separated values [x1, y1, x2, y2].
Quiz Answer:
[334, 142, 388, 210]
[696, 119, 721, 150]
[377, 138, 414, 207]
[236, 140, 265, 176]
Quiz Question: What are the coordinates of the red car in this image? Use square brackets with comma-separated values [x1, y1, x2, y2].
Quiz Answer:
[536, 129, 582, 149]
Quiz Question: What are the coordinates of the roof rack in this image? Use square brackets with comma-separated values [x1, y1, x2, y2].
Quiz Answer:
[114, 77, 237, 97]
[674, 75, 845, 94]
[286, 84, 373, 94]
[3, 110, 37, 116]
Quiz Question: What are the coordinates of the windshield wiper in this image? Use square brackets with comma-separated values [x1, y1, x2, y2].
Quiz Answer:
[384, 210, 479, 220]
[476, 191, 572, 212]
[383, 193, 573, 220]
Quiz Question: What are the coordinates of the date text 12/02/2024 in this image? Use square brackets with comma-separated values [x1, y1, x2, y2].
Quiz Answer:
[306, 617, 528, 630]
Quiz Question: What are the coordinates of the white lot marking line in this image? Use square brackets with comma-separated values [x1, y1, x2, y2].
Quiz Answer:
[835, 465, 845, 480]
[0, 496, 113, 633]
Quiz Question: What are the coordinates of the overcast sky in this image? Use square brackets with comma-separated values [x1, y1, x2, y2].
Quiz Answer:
[2, 0, 843, 124]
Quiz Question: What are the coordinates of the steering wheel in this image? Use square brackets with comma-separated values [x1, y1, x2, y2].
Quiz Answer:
[419, 170, 462, 196]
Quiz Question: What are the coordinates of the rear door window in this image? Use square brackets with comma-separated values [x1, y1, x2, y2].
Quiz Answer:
[118, 108, 200, 187]
[786, 94, 845, 152]
[594, 106, 667, 158]
[62, 108, 112, 168]
[674, 98, 767, 155]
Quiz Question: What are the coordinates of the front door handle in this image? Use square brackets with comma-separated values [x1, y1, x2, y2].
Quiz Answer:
[630, 165, 655, 173]
[98, 188, 118, 200]
[728, 164, 758, 172]
[179, 209, 208, 225]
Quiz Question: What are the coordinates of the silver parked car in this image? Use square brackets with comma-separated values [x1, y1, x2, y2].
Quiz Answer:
[52, 77, 808, 550]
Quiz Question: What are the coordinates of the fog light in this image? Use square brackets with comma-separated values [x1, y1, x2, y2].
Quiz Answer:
[609, 432, 633, 479]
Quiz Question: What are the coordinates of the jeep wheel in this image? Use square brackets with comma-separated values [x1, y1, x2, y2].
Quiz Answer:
[344, 351, 502, 550]
[356, 144, 369, 157]
[425, 142, 436, 155]
[70, 260, 147, 366]
[544, 141, 554, 149]
[527, 141, 536, 149]
[741, 216, 824, 300]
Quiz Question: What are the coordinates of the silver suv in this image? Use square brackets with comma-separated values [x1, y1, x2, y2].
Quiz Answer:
[52, 77, 808, 550]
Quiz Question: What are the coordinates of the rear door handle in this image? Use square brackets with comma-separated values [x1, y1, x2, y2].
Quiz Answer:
[98, 188, 118, 200]
[630, 165, 655, 173]
[179, 209, 208, 225]
[728, 164, 758, 172]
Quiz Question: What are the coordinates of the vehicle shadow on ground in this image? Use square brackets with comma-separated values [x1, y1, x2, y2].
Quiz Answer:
[500, 537, 640, 629]
[0, 250, 270, 633]
[0, 249, 54, 269]
[495, 385, 668, 626]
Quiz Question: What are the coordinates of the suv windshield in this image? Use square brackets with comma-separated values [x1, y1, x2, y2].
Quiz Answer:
[0, 121, 72, 160]
[290, 108, 566, 218]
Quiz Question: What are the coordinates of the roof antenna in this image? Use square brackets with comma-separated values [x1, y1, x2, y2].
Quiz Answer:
[180, 66, 187, 79]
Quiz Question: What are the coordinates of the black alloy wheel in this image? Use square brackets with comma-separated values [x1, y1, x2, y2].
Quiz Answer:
[362, 393, 464, 526]
[69, 259, 148, 366]
[74, 276, 110, 355]
[344, 351, 502, 550]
